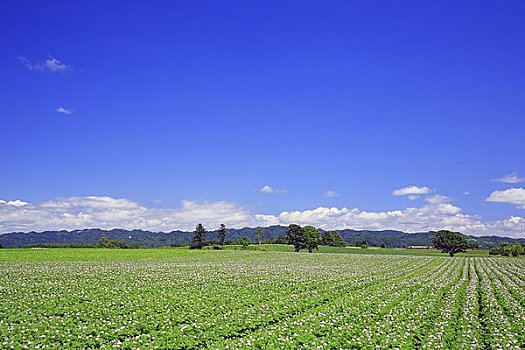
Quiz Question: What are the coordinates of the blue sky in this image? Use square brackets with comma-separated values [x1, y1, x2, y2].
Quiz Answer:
[1, 1, 524, 236]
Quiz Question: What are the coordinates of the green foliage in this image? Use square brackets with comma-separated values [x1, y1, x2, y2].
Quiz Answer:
[240, 237, 250, 249]
[511, 244, 525, 257]
[98, 234, 139, 249]
[287, 224, 306, 252]
[489, 243, 524, 257]
[99, 234, 113, 248]
[322, 231, 346, 247]
[489, 244, 507, 256]
[286, 225, 322, 253]
[303, 226, 322, 253]
[191, 224, 207, 249]
[255, 227, 265, 244]
[355, 239, 369, 249]
[432, 230, 470, 257]
[217, 224, 226, 246]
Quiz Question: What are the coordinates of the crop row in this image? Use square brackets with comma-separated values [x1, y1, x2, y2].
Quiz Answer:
[0, 251, 523, 349]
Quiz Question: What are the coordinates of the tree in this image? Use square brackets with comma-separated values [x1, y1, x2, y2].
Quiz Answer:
[489, 243, 508, 256]
[489, 243, 524, 257]
[287, 224, 306, 252]
[322, 231, 346, 247]
[255, 227, 265, 244]
[240, 236, 250, 249]
[511, 244, 524, 257]
[432, 230, 470, 257]
[303, 226, 322, 253]
[191, 223, 207, 249]
[355, 239, 368, 249]
[98, 235, 138, 249]
[99, 234, 114, 248]
[217, 224, 226, 246]
[268, 235, 288, 244]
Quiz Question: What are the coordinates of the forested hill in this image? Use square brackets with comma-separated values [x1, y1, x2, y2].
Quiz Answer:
[0, 226, 523, 248]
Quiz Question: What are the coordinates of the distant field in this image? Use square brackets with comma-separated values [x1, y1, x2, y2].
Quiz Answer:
[0, 244, 489, 261]
[248, 244, 490, 257]
[0, 247, 194, 261]
[0, 249, 523, 349]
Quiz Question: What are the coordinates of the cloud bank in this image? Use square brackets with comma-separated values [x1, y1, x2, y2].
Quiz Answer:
[0, 200, 29, 207]
[486, 188, 525, 209]
[1, 195, 524, 238]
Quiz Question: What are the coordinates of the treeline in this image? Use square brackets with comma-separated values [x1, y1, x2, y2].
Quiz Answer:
[190, 224, 269, 249]
[489, 243, 525, 257]
[188, 223, 346, 252]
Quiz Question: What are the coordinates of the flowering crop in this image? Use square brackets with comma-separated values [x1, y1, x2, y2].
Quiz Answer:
[0, 250, 523, 349]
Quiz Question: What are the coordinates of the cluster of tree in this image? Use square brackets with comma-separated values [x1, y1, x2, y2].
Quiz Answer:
[195, 223, 389, 252]
[432, 230, 470, 256]
[354, 239, 369, 249]
[489, 243, 525, 257]
[190, 224, 265, 249]
[322, 230, 347, 247]
[287, 224, 321, 252]
[98, 235, 140, 249]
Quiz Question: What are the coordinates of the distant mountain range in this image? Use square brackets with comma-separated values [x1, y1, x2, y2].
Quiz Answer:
[1, 226, 523, 248]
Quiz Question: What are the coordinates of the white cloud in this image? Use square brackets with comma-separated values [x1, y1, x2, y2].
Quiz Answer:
[486, 188, 525, 209]
[323, 191, 338, 198]
[463, 191, 470, 195]
[492, 172, 525, 184]
[19, 56, 70, 72]
[0, 196, 252, 233]
[45, 57, 69, 71]
[0, 195, 524, 238]
[56, 107, 73, 115]
[259, 185, 287, 194]
[39, 196, 140, 210]
[393, 185, 432, 196]
[425, 194, 452, 204]
[270, 203, 525, 237]
[273, 203, 466, 232]
[407, 195, 419, 200]
[0, 199, 29, 207]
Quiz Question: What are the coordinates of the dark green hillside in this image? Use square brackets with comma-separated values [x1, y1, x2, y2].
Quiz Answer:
[0, 226, 523, 248]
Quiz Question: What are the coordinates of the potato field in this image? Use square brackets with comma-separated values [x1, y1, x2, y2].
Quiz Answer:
[0, 250, 523, 349]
